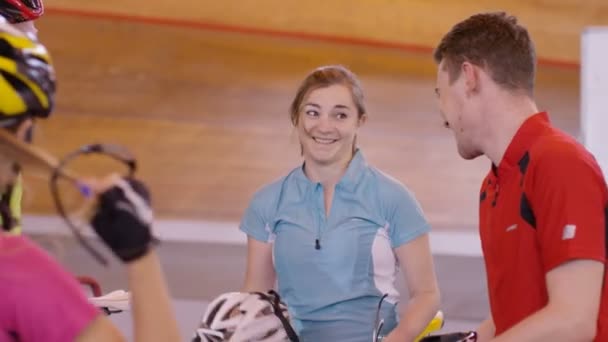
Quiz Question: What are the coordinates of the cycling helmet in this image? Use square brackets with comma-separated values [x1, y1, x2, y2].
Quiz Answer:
[0, 17, 55, 125]
[193, 291, 299, 342]
[0, 0, 44, 24]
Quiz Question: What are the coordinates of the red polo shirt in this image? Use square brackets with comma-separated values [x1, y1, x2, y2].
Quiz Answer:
[479, 112, 608, 339]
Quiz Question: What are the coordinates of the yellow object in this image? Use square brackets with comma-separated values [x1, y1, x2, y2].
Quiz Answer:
[0, 23, 55, 119]
[414, 310, 445, 342]
[4, 174, 23, 235]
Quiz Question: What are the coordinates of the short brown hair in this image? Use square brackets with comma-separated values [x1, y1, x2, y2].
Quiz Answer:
[289, 65, 366, 126]
[433, 12, 536, 95]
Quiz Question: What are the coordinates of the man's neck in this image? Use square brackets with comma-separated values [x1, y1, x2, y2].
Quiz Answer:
[481, 93, 539, 166]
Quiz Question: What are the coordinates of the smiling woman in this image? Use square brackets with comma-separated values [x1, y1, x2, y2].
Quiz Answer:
[239, 65, 441, 342]
[289, 66, 366, 185]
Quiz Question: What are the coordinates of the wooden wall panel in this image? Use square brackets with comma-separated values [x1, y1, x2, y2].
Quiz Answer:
[21, 14, 580, 231]
[45, 0, 608, 65]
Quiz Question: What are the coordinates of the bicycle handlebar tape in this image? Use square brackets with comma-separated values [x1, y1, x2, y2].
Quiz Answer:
[91, 177, 157, 263]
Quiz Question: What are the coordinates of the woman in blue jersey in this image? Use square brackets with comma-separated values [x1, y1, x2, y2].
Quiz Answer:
[240, 65, 440, 342]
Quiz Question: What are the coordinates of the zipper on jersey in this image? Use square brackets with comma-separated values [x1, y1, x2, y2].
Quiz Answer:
[315, 183, 323, 250]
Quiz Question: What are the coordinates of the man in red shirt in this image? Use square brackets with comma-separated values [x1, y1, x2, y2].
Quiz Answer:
[433, 12, 608, 341]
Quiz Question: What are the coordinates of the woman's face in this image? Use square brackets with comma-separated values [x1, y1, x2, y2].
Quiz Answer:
[296, 84, 365, 168]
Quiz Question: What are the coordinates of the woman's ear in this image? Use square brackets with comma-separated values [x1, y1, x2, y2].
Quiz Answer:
[358, 113, 368, 127]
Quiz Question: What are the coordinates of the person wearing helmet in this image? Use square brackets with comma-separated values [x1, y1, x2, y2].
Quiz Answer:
[193, 291, 299, 342]
[0, 0, 43, 38]
[0, 0, 46, 234]
[0, 22, 181, 341]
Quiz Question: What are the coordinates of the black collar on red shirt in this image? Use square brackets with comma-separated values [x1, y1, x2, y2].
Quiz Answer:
[492, 112, 550, 178]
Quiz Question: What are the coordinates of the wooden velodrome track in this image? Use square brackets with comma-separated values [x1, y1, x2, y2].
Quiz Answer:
[25, 9, 582, 233]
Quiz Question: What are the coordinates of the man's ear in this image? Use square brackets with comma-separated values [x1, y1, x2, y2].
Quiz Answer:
[461, 61, 480, 95]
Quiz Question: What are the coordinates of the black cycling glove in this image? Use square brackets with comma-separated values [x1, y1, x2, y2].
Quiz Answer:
[91, 177, 157, 263]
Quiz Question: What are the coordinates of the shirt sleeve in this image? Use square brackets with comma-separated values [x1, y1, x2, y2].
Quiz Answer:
[381, 182, 431, 248]
[239, 188, 274, 243]
[528, 145, 608, 272]
[11, 239, 100, 342]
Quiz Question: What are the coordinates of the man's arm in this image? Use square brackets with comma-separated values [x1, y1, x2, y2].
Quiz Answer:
[491, 259, 603, 342]
[475, 315, 495, 342]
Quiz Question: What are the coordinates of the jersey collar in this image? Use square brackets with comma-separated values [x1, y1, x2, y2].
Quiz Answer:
[294, 148, 367, 192]
[495, 111, 549, 176]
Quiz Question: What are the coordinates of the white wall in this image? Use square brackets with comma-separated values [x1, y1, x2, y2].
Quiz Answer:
[581, 27, 608, 181]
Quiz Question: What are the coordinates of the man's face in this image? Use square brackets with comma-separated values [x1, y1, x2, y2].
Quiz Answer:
[435, 60, 483, 160]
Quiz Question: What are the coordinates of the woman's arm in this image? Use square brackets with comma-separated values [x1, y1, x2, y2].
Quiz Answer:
[76, 252, 180, 342]
[384, 233, 441, 342]
[76, 316, 125, 342]
[79, 176, 182, 342]
[242, 237, 276, 292]
[126, 251, 181, 342]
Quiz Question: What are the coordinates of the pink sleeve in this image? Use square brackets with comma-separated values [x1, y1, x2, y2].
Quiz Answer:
[0, 236, 100, 342]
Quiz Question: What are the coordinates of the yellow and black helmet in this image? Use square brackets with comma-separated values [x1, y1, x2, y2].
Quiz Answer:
[0, 17, 55, 124]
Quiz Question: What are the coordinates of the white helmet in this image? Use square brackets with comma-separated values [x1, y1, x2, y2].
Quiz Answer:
[192, 290, 299, 342]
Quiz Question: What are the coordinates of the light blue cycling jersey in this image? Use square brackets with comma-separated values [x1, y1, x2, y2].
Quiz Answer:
[240, 149, 431, 342]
